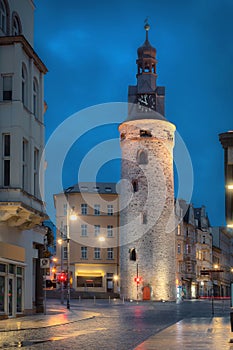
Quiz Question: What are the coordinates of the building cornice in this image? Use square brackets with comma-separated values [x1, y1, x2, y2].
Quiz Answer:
[0, 35, 48, 74]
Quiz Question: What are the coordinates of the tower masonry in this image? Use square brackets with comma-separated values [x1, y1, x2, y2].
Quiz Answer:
[119, 23, 176, 301]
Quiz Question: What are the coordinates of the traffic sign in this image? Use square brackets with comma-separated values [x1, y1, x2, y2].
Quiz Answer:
[40, 258, 50, 269]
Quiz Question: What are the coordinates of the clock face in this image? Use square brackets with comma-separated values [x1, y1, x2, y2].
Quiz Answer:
[137, 94, 156, 112]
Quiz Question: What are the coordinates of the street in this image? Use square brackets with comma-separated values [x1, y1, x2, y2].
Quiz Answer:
[0, 298, 231, 350]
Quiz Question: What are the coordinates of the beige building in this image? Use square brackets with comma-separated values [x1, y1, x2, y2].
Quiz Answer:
[0, 0, 47, 317]
[195, 206, 213, 297]
[54, 183, 119, 295]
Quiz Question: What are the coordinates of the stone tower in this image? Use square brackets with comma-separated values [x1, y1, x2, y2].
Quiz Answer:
[119, 23, 176, 301]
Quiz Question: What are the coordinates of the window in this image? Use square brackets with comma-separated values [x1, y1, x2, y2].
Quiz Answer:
[137, 150, 148, 164]
[107, 248, 114, 260]
[140, 130, 152, 137]
[81, 203, 87, 215]
[107, 204, 113, 216]
[94, 204, 100, 215]
[107, 225, 113, 237]
[94, 248, 100, 259]
[63, 203, 67, 216]
[142, 212, 147, 224]
[3, 75, 12, 100]
[81, 247, 87, 259]
[22, 139, 28, 190]
[132, 180, 138, 192]
[186, 244, 191, 254]
[0, 0, 6, 33]
[94, 225, 100, 237]
[81, 224, 87, 237]
[33, 148, 39, 196]
[3, 134, 10, 186]
[177, 224, 181, 236]
[33, 78, 39, 118]
[63, 246, 67, 260]
[12, 14, 21, 36]
[22, 64, 28, 106]
[177, 244, 181, 254]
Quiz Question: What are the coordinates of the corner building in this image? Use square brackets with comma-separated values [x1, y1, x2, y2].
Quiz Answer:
[119, 24, 176, 301]
[0, 0, 47, 317]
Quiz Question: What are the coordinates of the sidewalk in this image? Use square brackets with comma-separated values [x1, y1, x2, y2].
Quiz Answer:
[134, 317, 233, 350]
[0, 301, 99, 332]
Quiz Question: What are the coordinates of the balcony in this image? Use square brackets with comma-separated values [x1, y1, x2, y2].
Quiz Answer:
[0, 188, 47, 230]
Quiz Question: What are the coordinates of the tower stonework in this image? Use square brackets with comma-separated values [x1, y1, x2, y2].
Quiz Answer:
[119, 23, 176, 301]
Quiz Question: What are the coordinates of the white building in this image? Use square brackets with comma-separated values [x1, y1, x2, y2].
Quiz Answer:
[0, 0, 47, 317]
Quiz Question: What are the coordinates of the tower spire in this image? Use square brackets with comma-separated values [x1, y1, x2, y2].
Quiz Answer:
[144, 17, 150, 42]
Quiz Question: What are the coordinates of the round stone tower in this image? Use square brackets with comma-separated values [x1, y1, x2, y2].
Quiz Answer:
[119, 23, 176, 301]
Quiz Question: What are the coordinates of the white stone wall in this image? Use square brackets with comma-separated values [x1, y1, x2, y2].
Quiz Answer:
[119, 119, 176, 300]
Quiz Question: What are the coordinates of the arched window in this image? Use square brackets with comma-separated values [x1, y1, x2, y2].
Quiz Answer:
[0, 0, 6, 33]
[137, 150, 148, 164]
[22, 64, 28, 106]
[12, 13, 21, 35]
[33, 78, 39, 118]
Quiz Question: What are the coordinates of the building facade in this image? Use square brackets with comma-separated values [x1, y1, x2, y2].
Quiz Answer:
[119, 23, 176, 301]
[54, 183, 119, 295]
[0, 0, 47, 317]
[219, 131, 233, 227]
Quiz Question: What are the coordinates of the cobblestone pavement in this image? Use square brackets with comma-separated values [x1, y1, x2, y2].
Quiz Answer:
[0, 299, 231, 350]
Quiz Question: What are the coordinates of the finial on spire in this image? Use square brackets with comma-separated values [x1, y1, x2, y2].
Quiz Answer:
[144, 17, 150, 42]
[144, 17, 150, 32]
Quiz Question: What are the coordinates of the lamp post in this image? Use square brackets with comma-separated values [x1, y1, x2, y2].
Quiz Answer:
[66, 207, 77, 310]
[57, 238, 64, 304]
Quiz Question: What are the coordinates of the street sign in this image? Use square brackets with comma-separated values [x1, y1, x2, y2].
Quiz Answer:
[40, 258, 50, 269]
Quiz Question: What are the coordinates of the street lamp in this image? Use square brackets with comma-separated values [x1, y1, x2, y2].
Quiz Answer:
[66, 206, 77, 310]
[57, 238, 64, 304]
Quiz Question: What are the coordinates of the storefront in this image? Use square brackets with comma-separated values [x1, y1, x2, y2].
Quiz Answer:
[0, 243, 25, 318]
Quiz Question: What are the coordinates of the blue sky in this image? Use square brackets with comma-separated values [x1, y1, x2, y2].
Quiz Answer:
[34, 0, 233, 226]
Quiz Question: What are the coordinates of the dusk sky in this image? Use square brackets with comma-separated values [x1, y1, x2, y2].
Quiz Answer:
[34, 0, 233, 227]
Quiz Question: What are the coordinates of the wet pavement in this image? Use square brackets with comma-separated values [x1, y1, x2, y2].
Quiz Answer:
[0, 299, 232, 349]
[135, 316, 233, 350]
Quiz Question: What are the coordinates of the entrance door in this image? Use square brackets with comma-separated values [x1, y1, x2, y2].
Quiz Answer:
[8, 278, 14, 317]
[107, 279, 113, 292]
[143, 286, 151, 300]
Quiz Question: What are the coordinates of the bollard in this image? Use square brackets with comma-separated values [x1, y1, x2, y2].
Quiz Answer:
[122, 296, 125, 304]
[109, 296, 111, 304]
[79, 296, 81, 303]
[231, 312, 233, 332]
